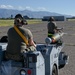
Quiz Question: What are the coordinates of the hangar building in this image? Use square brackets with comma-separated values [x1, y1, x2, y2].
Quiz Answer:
[42, 16, 66, 21]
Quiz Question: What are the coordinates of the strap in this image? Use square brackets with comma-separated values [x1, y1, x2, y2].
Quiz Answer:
[14, 25, 29, 46]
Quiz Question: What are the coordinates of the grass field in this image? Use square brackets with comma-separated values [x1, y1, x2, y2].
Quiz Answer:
[67, 18, 75, 21]
[0, 19, 43, 26]
[0, 20, 14, 26]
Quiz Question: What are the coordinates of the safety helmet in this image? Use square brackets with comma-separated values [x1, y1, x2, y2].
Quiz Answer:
[14, 14, 27, 25]
[15, 14, 23, 19]
[49, 17, 55, 21]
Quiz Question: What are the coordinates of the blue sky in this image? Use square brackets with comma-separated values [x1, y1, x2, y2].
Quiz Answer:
[0, 0, 75, 16]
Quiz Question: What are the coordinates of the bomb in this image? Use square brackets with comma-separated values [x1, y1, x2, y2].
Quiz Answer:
[45, 32, 64, 44]
[52, 32, 64, 43]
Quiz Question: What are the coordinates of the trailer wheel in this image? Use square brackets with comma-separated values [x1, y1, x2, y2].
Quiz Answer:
[52, 65, 58, 75]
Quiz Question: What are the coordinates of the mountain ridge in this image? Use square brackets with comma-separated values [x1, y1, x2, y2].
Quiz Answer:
[0, 8, 72, 18]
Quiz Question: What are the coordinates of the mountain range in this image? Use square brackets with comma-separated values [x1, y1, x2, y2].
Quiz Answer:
[0, 8, 72, 18]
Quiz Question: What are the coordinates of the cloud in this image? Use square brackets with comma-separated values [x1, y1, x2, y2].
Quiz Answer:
[0, 5, 14, 9]
[37, 7, 49, 11]
[24, 6, 48, 11]
[17, 6, 34, 11]
[18, 6, 25, 10]
[0, 5, 48, 11]
[25, 6, 34, 11]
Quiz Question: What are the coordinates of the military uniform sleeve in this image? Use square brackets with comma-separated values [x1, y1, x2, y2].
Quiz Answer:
[27, 29, 33, 39]
[53, 22, 57, 29]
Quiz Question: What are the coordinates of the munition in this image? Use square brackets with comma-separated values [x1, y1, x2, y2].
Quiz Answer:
[52, 32, 64, 43]
[45, 32, 64, 44]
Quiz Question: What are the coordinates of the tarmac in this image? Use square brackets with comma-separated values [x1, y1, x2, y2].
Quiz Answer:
[0, 21, 75, 75]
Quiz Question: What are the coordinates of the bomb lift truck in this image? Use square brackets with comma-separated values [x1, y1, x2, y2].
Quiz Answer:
[0, 32, 69, 75]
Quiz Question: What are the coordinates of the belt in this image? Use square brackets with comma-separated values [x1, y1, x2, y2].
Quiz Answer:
[48, 33, 53, 36]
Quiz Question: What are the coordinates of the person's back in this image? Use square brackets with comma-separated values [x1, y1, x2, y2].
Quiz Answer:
[47, 17, 57, 37]
[47, 21, 56, 34]
[5, 14, 36, 61]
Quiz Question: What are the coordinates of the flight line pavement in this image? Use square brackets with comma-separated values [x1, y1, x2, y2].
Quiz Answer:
[0, 21, 75, 75]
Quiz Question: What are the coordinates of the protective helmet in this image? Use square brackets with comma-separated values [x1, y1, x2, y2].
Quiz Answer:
[49, 17, 55, 21]
[14, 14, 27, 25]
[15, 14, 23, 19]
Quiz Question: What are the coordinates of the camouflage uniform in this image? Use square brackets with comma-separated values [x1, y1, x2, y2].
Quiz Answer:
[5, 26, 36, 61]
[47, 21, 57, 37]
